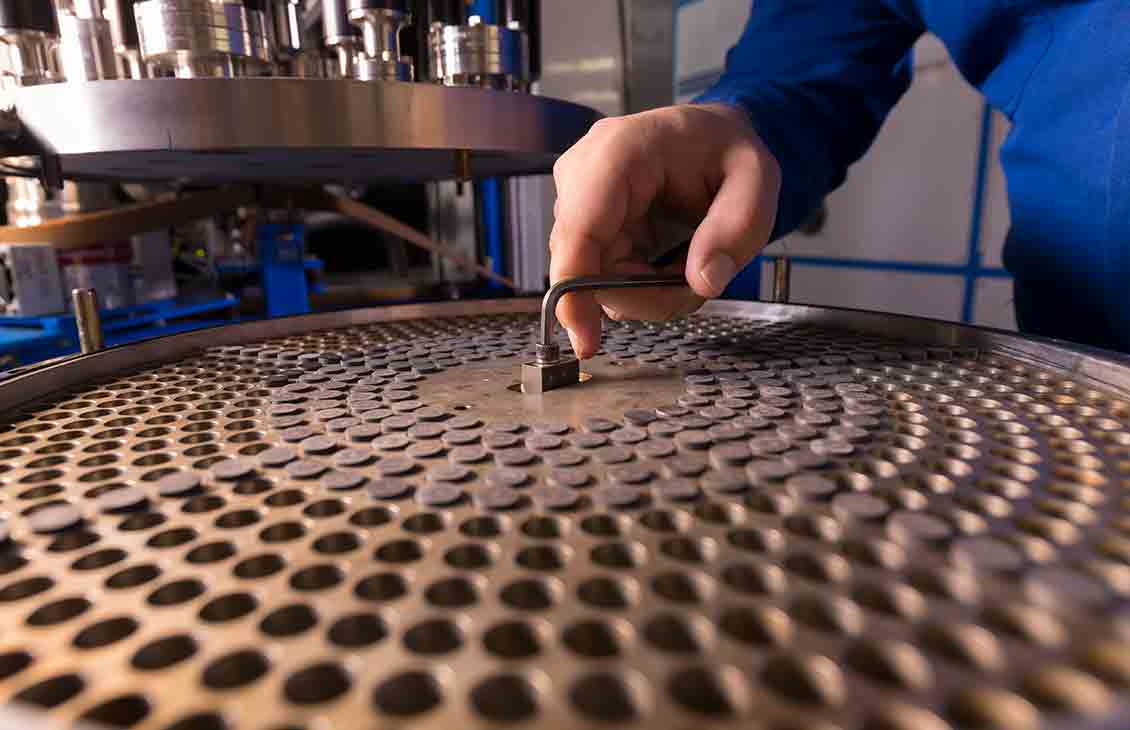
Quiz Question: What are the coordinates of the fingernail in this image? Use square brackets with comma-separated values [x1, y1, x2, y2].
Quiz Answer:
[565, 328, 582, 358]
[700, 254, 737, 296]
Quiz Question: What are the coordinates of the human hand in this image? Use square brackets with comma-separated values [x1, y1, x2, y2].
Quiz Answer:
[548, 102, 781, 358]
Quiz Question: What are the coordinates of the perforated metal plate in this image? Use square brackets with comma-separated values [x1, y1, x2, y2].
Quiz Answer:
[0, 300, 1129, 730]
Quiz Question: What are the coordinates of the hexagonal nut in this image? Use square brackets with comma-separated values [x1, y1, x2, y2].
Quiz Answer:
[521, 358, 581, 394]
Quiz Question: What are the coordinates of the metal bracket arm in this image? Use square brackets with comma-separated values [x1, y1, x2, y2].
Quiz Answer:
[522, 273, 687, 393]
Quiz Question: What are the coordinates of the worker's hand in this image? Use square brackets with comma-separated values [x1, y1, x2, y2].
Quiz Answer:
[549, 102, 781, 359]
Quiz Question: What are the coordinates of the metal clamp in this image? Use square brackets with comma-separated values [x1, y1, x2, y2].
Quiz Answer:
[522, 273, 687, 393]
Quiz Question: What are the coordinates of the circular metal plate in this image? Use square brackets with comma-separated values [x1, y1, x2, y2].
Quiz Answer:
[8, 79, 602, 183]
[0, 300, 1129, 729]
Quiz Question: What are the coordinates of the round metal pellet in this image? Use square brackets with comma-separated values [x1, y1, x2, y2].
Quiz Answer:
[448, 415, 482, 430]
[211, 458, 256, 481]
[475, 486, 521, 510]
[702, 468, 749, 494]
[382, 415, 416, 431]
[609, 427, 647, 445]
[678, 415, 713, 430]
[367, 478, 411, 500]
[710, 443, 752, 468]
[543, 450, 587, 467]
[286, 459, 328, 480]
[29, 504, 83, 533]
[333, 448, 373, 467]
[487, 421, 524, 434]
[655, 404, 691, 418]
[655, 478, 701, 501]
[787, 474, 838, 500]
[636, 439, 676, 459]
[532, 485, 580, 510]
[608, 465, 654, 485]
[279, 426, 320, 443]
[300, 435, 338, 455]
[96, 486, 147, 512]
[258, 446, 297, 467]
[430, 465, 473, 483]
[595, 485, 643, 508]
[747, 459, 797, 484]
[327, 418, 361, 433]
[314, 408, 348, 422]
[571, 433, 608, 450]
[549, 468, 591, 489]
[750, 437, 790, 456]
[451, 445, 490, 464]
[583, 417, 618, 433]
[416, 484, 464, 507]
[777, 424, 820, 441]
[526, 434, 564, 451]
[707, 423, 749, 442]
[533, 421, 570, 435]
[795, 411, 834, 426]
[783, 449, 830, 470]
[373, 434, 411, 451]
[485, 468, 530, 489]
[624, 408, 657, 426]
[495, 448, 537, 467]
[483, 433, 522, 450]
[407, 441, 445, 459]
[376, 457, 416, 477]
[674, 431, 712, 451]
[828, 425, 870, 442]
[345, 424, 384, 442]
[443, 430, 481, 447]
[594, 446, 633, 464]
[811, 439, 855, 456]
[889, 510, 953, 544]
[664, 456, 708, 478]
[359, 408, 393, 422]
[157, 471, 202, 496]
[322, 471, 366, 491]
[270, 415, 307, 429]
[648, 421, 684, 438]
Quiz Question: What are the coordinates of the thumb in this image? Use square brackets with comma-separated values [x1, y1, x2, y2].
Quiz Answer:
[685, 146, 780, 299]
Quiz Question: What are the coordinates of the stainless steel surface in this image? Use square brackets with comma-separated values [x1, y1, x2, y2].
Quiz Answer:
[771, 256, 791, 305]
[5, 77, 601, 183]
[429, 17, 529, 91]
[0, 29, 62, 89]
[57, 8, 118, 82]
[70, 287, 104, 352]
[134, 0, 272, 77]
[1, 299, 1130, 728]
[537, 274, 688, 360]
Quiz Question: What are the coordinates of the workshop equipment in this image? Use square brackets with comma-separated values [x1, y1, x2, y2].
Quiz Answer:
[0, 298, 1128, 728]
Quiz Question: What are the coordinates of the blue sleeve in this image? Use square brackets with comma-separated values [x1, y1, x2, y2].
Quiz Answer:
[695, 1, 922, 241]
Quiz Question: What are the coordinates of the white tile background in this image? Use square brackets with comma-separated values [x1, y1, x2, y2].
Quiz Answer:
[676, 0, 1015, 329]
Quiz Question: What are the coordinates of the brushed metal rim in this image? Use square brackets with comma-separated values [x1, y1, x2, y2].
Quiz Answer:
[7, 78, 601, 181]
[2, 298, 1127, 415]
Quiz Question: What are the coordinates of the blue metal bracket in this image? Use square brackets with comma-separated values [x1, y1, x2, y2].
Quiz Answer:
[258, 222, 311, 318]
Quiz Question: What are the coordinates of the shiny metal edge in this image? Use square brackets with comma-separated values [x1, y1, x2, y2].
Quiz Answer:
[9, 78, 601, 156]
[2, 298, 1128, 416]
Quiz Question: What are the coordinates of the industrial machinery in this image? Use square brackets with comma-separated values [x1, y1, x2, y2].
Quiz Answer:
[1, 297, 1130, 730]
[2, 2, 1130, 730]
[0, 0, 593, 366]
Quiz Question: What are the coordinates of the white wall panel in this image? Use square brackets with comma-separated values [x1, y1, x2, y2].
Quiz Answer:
[772, 36, 982, 265]
[980, 111, 1012, 269]
[973, 278, 1018, 331]
[760, 262, 965, 321]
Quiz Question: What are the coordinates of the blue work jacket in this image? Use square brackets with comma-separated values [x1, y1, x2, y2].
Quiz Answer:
[697, 1, 1130, 352]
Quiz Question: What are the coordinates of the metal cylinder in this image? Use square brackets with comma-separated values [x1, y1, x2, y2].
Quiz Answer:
[0, 2, 62, 89]
[58, 8, 119, 81]
[0, 0, 59, 34]
[134, 0, 272, 78]
[266, 0, 300, 58]
[771, 255, 792, 304]
[348, 0, 411, 81]
[429, 15, 529, 91]
[103, 0, 147, 76]
[71, 287, 105, 353]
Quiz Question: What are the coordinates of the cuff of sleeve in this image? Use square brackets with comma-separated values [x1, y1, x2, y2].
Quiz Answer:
[692, 83, 817, 243]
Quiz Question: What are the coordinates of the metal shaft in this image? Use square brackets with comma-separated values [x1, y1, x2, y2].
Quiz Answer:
[537, 274, 687, 362]
[71, 287, 104, 353]
[770, 255, 791, 304]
